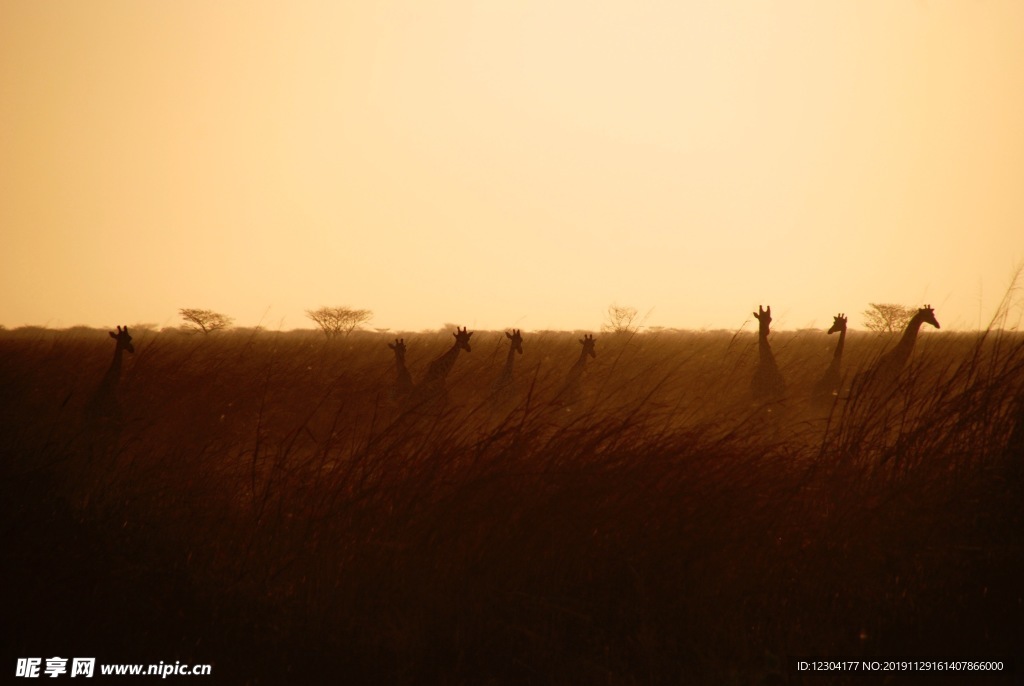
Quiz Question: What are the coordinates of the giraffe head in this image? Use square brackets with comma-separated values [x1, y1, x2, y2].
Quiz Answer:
[753, 305, 772, 337]
[388, 338, 407, 360]
[917, 305, 940, 330]
[506, 329, 523, 355]
[828, 313, 847, 335]
[579, 334, 597, 358]
[109, 325, 134, 354]
[453, 326, 473, 352]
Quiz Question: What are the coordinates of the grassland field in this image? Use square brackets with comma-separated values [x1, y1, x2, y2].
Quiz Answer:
[2, 325, 1022, 684]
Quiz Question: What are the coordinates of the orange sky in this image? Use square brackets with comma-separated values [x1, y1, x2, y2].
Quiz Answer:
[2, 1, 1022, 332]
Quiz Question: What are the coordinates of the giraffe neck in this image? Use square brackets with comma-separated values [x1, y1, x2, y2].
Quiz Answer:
[101, 345, 125, 390]
[558, 348, 591, 405]
[496, 344, 516, 385]
[831, 327, 846, 364]
[758, 330, 775, 365]
[491, 344, 519, 396]
[886, 314, 927, 367]
[820, 327, 845, 380]
[394, 353, 412, 388]
[568, 349, 589, 381]
[88, 343, 127, 421]
[111, 345, 124, 375]
[752, 327, 785, 399]
[425, 341, 462, 382]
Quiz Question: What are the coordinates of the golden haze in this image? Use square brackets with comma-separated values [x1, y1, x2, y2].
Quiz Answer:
[2, 1, 1022, 331]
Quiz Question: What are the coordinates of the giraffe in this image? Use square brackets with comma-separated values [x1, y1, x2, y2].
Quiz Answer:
[411, 326, 473, 404]
[556, 334, 596, 407]
[863, 305, 940, 388]
[812, 313, 847, 404]
[751, 305, 786, 401]
[490, 329, 523, 398]
[85, 325, 134, 424]
[388, 338, 414, 401]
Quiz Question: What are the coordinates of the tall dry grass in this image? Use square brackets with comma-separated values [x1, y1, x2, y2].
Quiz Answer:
[2, 321, 1022, 683]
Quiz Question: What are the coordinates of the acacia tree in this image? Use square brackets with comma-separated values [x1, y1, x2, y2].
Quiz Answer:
[179, 308, 233, 334]
[863, 303, 914, 333]
[602, 303, 639, 334]
[306, 306, 373, 338]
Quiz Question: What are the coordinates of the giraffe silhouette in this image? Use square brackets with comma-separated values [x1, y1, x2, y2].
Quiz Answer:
[863, 305, 940, 388]
[751, 305, 786, 401]
[85, 325, 134, 424]
[556, 334, 596, 407]
[411, 326, 473, 405]
[812, 313, 847, 404]
[387, 338, 414, 402]
[490, 329, 523, 398]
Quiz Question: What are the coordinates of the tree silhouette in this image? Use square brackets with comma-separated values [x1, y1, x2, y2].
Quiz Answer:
[862, 303, 914, 333]
[179, 308, 233, 334]
[306, 306, 373, 338]
[602, 304, 639, 334]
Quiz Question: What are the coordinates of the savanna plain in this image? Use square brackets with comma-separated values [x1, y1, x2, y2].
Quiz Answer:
[3, 321, 1023, 684]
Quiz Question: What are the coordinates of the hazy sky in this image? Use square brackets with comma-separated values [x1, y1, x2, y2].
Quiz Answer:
[3, 1, 1022, 332]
